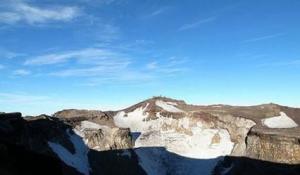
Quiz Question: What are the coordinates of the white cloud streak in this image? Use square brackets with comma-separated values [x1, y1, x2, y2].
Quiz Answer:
[24, 47, 135, 81]
[146, 7, 169, 18]
[146, 57, 188, 74]
[0, 92, 49, 104]
[146, 61, 158, 70]
[257, 59, 300, 67]
[0, 1, 80, 25]
[243, 33, 285, 43]
[178, 17, 216, 31]
[13, 69, 31, 76]
[24, 48, 123, 65]
[0, 48, 25, 59]
[23, 46, 189, 85]
[51, 63, 129, 77]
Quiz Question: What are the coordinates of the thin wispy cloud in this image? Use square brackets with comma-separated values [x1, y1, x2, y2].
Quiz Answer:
[0, 48, 25, 59]
[0, 0, 80, 25]
[51, 63, 130, 77]
[178, 17, 216, 31]
[146, 61, 158, 70]
[78, 0, 117, 5]
[24, 48, 122, 65]
[13, 69, 31, 76]
[257, 59, 300, 68]
[243, 33, 285, 43]
[151, 9, 165, 16]
[146, 57, 188, 74]
[83, 70, 154, 86]
[145, 7, 170, 18]
[24, 47, 143, 83]
[23, 45, 189, 85]
[0, 92, 49, 104]
[0, 64, 4, 70]
[79, 21, 121, 42]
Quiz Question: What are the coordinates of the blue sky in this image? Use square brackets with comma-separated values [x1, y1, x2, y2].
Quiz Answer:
[1, 0, 300, 115]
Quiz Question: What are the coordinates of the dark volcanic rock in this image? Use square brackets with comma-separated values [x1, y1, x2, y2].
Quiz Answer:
[0, 113, 66, 175]
[214, 156, 300, 175]
[0, 112, 143, 175]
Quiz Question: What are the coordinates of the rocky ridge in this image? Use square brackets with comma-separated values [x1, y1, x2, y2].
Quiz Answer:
[0, 96, 300, 175]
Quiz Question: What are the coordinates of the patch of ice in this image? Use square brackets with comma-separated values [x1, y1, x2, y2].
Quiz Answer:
[262, 112, 298, 128]
[48, 129, 90, 175]
[155, 100, 184, 113]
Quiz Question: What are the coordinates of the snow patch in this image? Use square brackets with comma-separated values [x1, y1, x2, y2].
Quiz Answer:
[155, 100, 184, 113]
[113, 104, 149, 132]
[262, 112, 298, 128]
[48, 129, 90, 175]
[113, 105, 234, 175]
[114, 109, 234, 159]
[166, 101, 178, 106]
[135, 127, 233, 159]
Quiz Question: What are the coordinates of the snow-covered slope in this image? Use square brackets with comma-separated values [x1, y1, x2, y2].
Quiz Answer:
[48, 129, 90, 175]
[113, 100, 234, 174]
[155, 100, 184, 113]
[114, 104, 149, 132]
[262, 112, 298, 129]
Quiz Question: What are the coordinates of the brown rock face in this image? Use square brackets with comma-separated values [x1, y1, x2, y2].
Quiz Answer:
[246, 129, 300, 164]
[76, 125, 133, 151]
[53, 109, 133, 151]
[54, 109, 116, 127]
[214, 114, 256, 156]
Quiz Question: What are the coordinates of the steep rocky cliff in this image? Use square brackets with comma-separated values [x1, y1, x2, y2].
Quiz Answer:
[246, 128, 300, 164]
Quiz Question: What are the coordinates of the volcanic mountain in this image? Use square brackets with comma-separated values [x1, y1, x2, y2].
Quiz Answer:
[0, 96, 300, 175]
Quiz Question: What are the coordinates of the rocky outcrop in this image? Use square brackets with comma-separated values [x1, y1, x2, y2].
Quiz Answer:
[214, 114, 256, 156]
[54, 109, 133, 151]
[54, 109, 115, 127]
[75, 121, 132, 151]
[245, 128, 300, 164]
